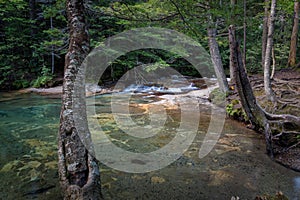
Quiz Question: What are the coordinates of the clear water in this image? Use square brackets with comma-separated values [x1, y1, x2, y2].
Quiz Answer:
[0, 92, 299, 199]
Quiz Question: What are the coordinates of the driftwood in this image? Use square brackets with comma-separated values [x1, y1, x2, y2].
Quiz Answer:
[228, 25, 300, 157]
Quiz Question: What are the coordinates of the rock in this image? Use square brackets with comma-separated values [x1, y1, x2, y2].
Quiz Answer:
[27, 161, 42, 169]
[45, 161, 57, 169]
[1, 160, 20, 172]
[208, 170, 233, 186]
[29, 169, 40, 182]
[151, 176, 165, 184]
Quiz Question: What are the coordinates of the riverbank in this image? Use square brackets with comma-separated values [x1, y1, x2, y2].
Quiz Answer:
[15, 84, 117, 98]
[226, 68, 300, 172]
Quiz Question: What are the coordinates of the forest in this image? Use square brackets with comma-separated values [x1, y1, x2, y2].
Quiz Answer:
[0, 0, 298, 90]
[0, 0, 300, 199]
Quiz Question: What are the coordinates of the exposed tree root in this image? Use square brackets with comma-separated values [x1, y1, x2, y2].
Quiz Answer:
[228, 25, 300, 170]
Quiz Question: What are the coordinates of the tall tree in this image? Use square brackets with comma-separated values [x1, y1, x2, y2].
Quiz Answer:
[229, 0, 237, 82]
[263, 0, 276, 102]
[287, 1, 299, 67]
[58, 0, 101, 199]
[262, 0, 270, 68]
[243, 0, 247, 67]
[208, 26, 229, 93]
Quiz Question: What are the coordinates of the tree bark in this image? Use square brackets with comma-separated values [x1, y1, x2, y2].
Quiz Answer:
[263, 0, 276, 102]
[287, 1, 299, 67]
[208, 27, 229, 93]
[262, 0, 270, 68]
[229, 25, 272, 155]
[243, 0, 247, 67]
[58, 0, 101, 199]
[229, 0, 236, 82]
[230, 0, 237, 5]
[229, 25, 236, 83]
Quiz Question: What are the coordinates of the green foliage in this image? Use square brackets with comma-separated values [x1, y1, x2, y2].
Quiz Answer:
[100, 48, 200, 83]
[0, 0, 66, 90]
[32, 66, 53, 88]
[12, 79, 30, 89]
[0, 0, 299, 90]
[32, 76, 53, 88]
[226, 99, 248, 121]
[144, 60, 170, 72]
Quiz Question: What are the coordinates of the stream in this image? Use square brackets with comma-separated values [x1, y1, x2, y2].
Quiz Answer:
[0, 87, 299, 199]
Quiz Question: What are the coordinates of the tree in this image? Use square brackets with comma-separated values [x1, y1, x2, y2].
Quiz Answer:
[208, 26, 229, 93]
[58, 0, 101, 199]
[287, 1, 299, 68]
[229, 24, 300, 158]
[263, 0, 276, 102]
[262, 0, 270, 69]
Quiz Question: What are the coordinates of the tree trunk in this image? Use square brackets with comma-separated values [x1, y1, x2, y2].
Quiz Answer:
[208, 27, 229, 93]
[243, 0, 247, 67]
[229, 0, 237, 82]
[263, 0, 276, 102]
[262, 0, 270, 68]
[58, 0, 101, 199]
[271, 46, 275, 79]
[287, 1, 299, 67]
[229, 25, 236, 83]
[229, 25, 300, 158]
[229, 25, 273, 155]
[230, 0, 237, 5]
[29, 0, 36, 36]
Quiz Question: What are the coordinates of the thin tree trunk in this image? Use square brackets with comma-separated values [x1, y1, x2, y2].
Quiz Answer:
[229, 25, 236, 83]
[231, 0, 237, 5]
[262, 0, 270, 68]
[271, 46, 275, 79]
[263, 0, 276, 102]
[243, 0, 247, 67]
[229, 0, 236, 82]
[287, 1, 299, 67]
[208, 27, 229, 93]
[58, 0, 101, 199]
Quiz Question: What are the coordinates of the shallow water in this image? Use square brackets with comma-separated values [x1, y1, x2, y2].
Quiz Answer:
[0, 92, 299, 199]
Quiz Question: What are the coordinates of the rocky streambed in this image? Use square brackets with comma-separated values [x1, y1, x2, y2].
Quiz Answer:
[0, 78, 299, 199]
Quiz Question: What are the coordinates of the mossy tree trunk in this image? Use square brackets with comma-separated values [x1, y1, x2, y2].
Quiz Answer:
[58, 0, 102, 199]
[229, 25, 273, 155]
[229, 25, 300, 158]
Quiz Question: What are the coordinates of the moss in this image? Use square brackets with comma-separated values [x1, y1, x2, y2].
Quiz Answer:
[226, 99, 248, 122]
[208, 88, 226, 106]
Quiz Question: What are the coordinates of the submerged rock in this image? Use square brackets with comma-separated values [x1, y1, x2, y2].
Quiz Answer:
[151, 176, 165, 184]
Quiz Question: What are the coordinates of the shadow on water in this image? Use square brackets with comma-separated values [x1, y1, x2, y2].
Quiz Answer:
[0, 91, 299, 199]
